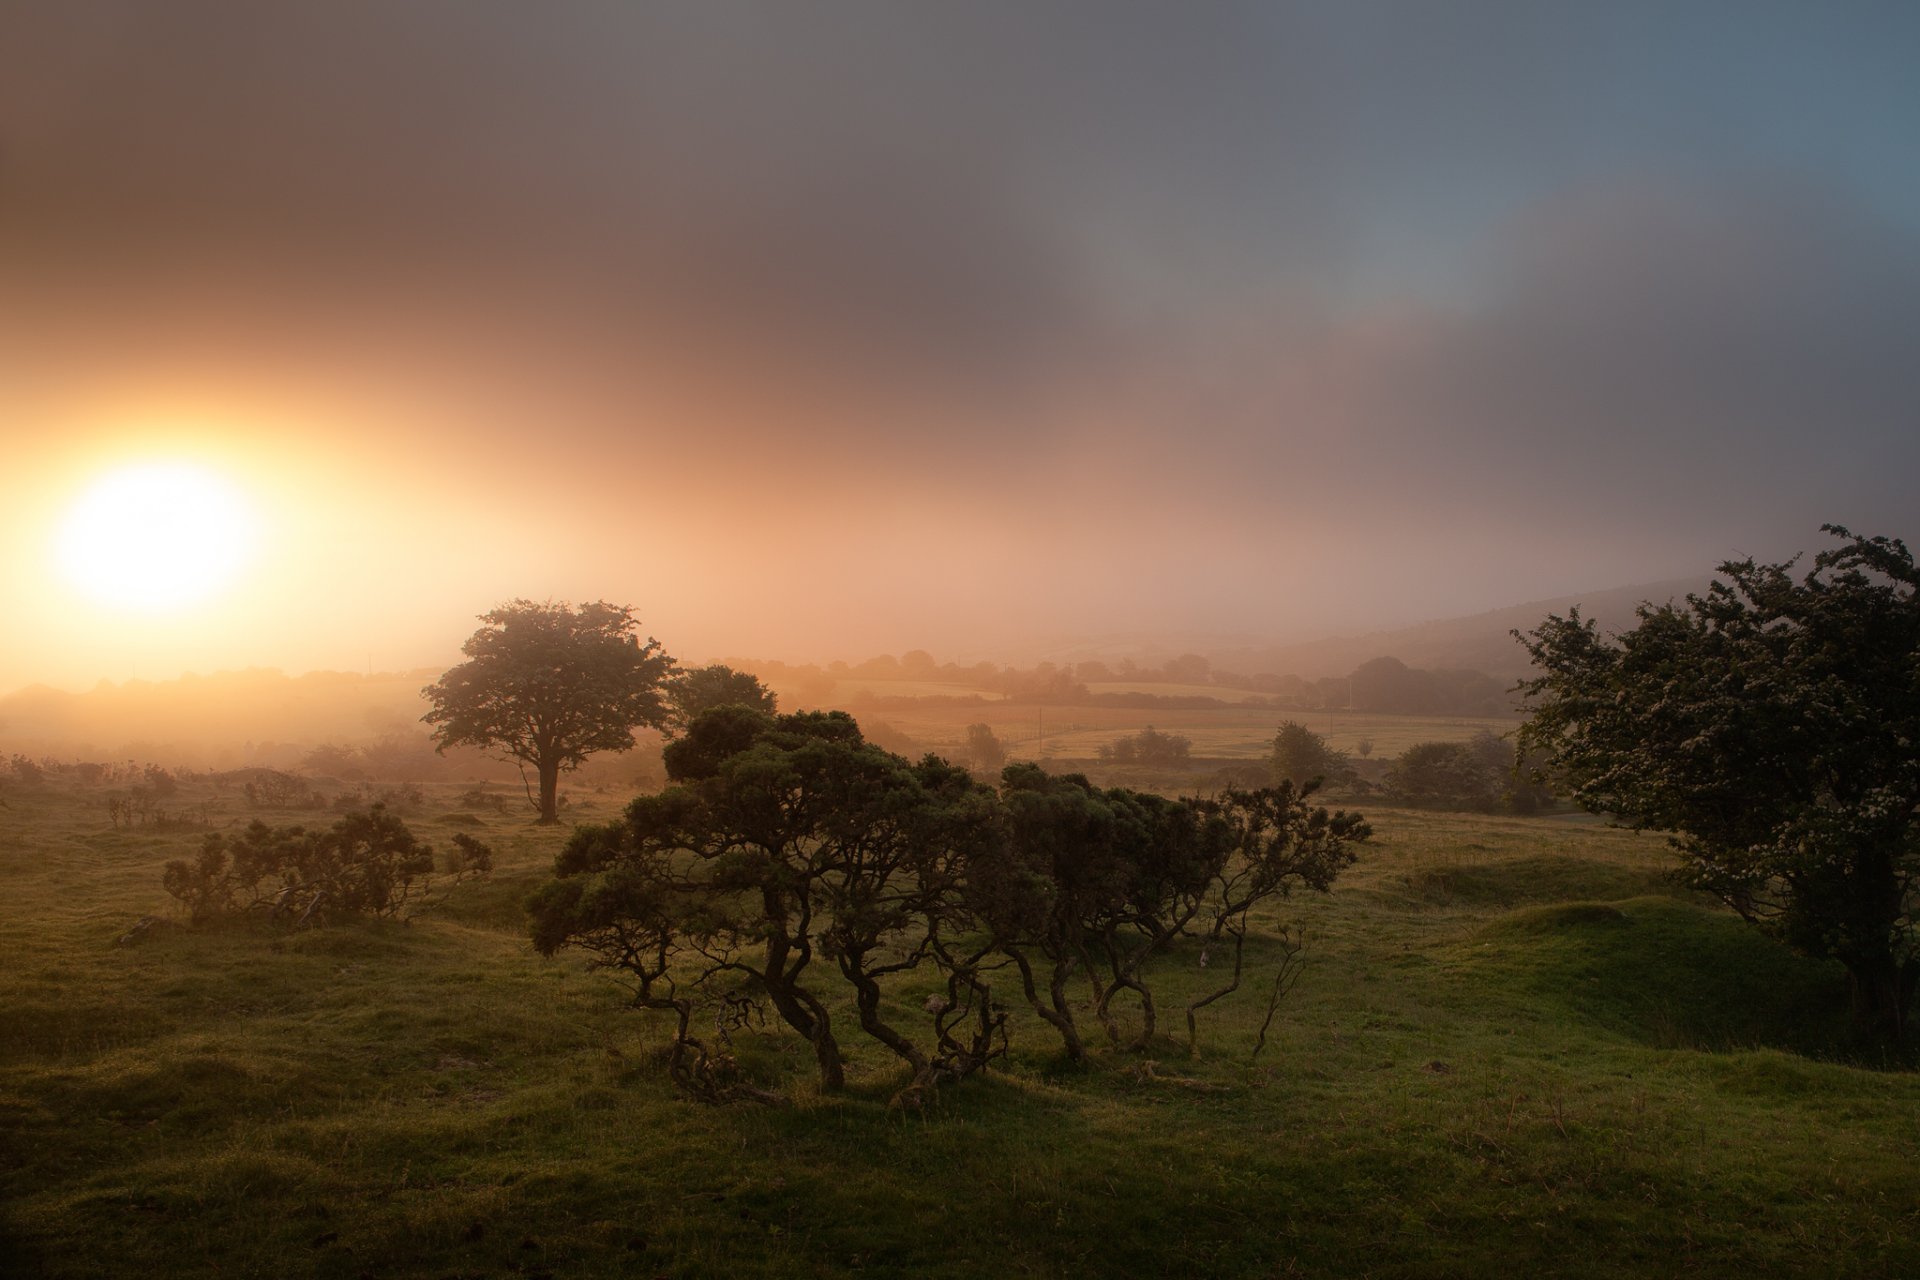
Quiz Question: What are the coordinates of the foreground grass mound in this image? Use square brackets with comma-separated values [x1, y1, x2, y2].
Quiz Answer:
[1463, 896, 1854, 1057]
[4, 780, 1919, 1278]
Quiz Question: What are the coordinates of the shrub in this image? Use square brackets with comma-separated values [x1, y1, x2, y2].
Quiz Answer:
[161, 806, 491, 925]
[1098, 724, 1192, 767]
[243, 770, 325, 809]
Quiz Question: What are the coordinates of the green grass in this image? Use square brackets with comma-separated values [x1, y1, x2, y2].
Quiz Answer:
[3, 774, 1918, 1278]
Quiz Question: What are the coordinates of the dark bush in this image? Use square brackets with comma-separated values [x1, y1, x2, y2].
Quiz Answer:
[161, 806, 490, 926]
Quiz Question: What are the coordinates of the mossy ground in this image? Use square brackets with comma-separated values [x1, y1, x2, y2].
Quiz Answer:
[2, 775, 1916, 1278]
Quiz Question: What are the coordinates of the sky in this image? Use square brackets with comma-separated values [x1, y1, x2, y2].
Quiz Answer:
[3, 2, 1918, 693]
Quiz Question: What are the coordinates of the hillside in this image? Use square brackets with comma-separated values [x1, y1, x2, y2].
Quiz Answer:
[1205, 577, 1708, 680]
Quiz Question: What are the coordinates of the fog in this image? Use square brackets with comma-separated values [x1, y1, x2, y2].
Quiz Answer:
[4, 3, 1917, 694]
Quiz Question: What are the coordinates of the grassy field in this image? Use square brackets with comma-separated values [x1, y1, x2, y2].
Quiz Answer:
[3, 769, 1917, 1278]
[837, 698, 1517, 764]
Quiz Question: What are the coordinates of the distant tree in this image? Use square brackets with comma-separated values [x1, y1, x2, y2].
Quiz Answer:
[1518, 527, 1920, 1044]
[1162, 653, 1212, 685]
[300, 742, 364, 780]
[358, 732, 447, 781]
[422, 600, 673, 823]
[1461, 729, 1555, 814]
[1385, 741, 1497, 810]
[1348, 656, 1433, 714]
[1098, 724, 1191, 767]
[666, 663, 777, 733]
[965, 722, 1007, 773]
[1268, 721, 1351, 789]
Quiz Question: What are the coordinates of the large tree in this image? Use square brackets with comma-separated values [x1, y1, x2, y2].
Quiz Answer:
[422, 600, 673, 822]
[1517, 527, 1920, 1044]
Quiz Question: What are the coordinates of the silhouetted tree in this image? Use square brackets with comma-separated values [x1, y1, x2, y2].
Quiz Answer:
[531, 708, 1004, 1103]
[163, 806, 490, 924]
[1268, 721, 1351, 789]
[965, 722, 1006, 773]
[666, 663, 777, 733]
[1519, 526, 1920, 1044]
[1098, 724, 1191, 767]
[1385, 741, 1497, 810]
[422, 600, 673, 823]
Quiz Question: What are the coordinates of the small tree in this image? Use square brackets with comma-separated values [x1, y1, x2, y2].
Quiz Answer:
[1385, 741, 1497, 810]
[1268, 721, 1351, 789]
[1518, 526, 1920, 1044]
[1098, 725, 1191, 767]
[422, 600, 674, 822]
[964, 723, 1006, 773]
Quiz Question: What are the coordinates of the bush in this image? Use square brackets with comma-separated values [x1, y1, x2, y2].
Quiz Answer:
[161, 806, 491, 925]
[1098, 724, 1192, 767]
[243, 770, 325, 810]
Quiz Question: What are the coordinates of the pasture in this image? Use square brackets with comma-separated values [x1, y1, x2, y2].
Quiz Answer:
[833, 688, 1518, 765]
[2, 768, 1916, 1278]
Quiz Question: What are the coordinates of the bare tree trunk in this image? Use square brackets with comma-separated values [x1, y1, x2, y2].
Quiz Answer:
[1008, 949, 1085, 1063]
[1846, 953, 1916, 1047]
[536, 758, 561, 824]
[1185, 925, 1248, 1059]
[844, 956, 930, 1079]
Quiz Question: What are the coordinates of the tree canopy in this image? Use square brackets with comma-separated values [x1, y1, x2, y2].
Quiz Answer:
[665, 663, 777, 733]
[422, 600, 673, 822]
[1517, 526, 1920, 1043]
[530, 709, 1370, 1102]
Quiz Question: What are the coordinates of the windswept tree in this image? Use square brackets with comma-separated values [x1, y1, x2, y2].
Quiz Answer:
[1519, 526, 1920, 1044]
[976, 766, 1367, 1060]
[422, 600, 673, 822]
[530, 707, 1004, 1102]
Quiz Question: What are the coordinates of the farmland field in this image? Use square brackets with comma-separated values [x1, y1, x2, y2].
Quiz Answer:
[831, 692, 1520, 764]
[3, 767, 1917, 1279]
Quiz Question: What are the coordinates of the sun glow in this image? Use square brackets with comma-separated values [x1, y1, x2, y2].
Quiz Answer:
[55, 462, 258, 611]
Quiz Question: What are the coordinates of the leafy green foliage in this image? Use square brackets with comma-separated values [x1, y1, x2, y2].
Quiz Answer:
[1518, 525, 1920, 1043]
[422, 600, 674, 822]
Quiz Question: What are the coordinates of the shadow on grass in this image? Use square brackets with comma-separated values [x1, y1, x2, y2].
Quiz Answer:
[1385, 854, 1674, 910]
[1467, 896, 1863, 1062]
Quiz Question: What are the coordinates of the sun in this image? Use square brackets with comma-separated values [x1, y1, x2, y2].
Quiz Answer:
[56, 462, 258, 611]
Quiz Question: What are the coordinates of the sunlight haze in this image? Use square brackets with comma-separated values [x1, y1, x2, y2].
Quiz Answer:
[3, 2, 1917, 692]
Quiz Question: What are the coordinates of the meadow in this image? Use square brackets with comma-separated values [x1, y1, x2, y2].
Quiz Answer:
[3, 768, 1917, 1278]
[836, 685, 1517, 767]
